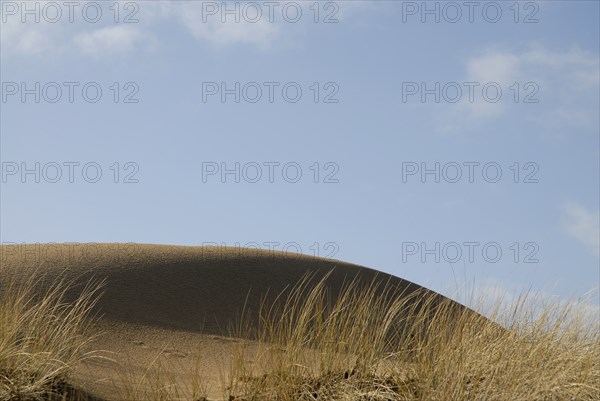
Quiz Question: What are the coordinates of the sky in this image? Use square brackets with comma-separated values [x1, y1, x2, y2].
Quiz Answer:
[1, 0, 599, 315]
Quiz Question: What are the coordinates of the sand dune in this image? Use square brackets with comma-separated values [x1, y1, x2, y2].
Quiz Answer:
[0, 243, 474, 400]
[1, 243, 455, 335]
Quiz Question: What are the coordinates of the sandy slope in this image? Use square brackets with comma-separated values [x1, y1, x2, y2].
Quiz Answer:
[0, 243, 466, 400]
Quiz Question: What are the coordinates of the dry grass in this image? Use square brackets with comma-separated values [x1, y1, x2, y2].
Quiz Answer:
[1, 270, 598, 401]
[0, 272, 102, 401]
[227, 273, 600, 401]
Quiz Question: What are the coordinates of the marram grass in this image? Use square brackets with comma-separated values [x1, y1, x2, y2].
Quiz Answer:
[227, 274, 599, 401]
[1, 271, 598, 401]
[0, 271, 102, 401]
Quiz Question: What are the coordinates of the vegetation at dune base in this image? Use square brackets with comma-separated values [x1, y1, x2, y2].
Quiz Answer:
[0, 274, 102, 401]
[226, 275, 600, 401]
[0, 272, 598, 401]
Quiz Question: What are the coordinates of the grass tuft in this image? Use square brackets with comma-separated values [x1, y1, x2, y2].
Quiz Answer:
[227, 273, 600, 401]
[1, 269, 597, 400]
[0, 270, 103, 401]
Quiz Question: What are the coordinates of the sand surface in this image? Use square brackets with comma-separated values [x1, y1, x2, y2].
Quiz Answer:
[1, 243, 462, 400]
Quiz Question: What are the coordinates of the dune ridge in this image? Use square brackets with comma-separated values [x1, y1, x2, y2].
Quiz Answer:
[1, 243, 459, 335]
[0, 243, 478, 400]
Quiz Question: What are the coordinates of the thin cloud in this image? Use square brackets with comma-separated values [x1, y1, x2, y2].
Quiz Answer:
[1, 1, 284, 56]
[74, 25, 149, 57]
[563, 202, 600, 257]
[1, 1, 149, 58]
[177, 2, 279, 50]
[0, 13, 63, 56]
[467, 52, 521, 84]
[437, 45, 599, 134]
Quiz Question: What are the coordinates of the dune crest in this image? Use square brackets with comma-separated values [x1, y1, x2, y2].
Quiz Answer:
[0, 243, 475, 400]
[1, 243, 458, 335]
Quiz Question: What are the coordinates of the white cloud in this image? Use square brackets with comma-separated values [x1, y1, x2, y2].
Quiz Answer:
[467, 52, 521, 84]
[1, 1, 149, 57]
[169, 0, 374, 50]
[436, 51, 520, 132]
[564, 202, 600, 256]
[438, 45, 600, 134]
[74, 25, 148, 57]
[0, 14, 62, 56]
[1, 1, 287, 57]
[177, 2, 279, 50]
[522, 46, 600, 91]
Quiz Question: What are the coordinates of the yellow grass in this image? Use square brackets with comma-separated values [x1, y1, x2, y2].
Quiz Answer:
[1, 270, 598, 401]
[0, 272, 102, 401]
[227, 274, 599, 400]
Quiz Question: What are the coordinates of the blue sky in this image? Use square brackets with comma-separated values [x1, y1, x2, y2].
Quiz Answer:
[1, 1, 599, 313]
